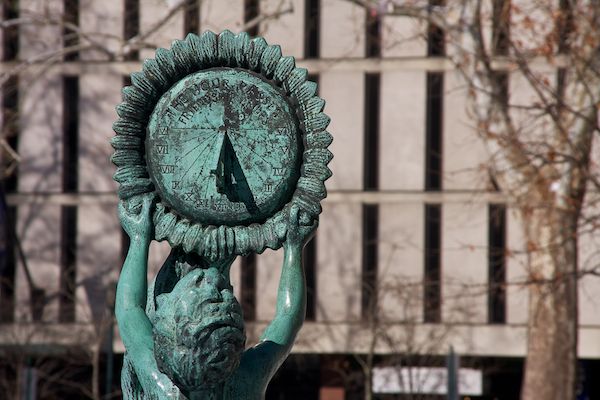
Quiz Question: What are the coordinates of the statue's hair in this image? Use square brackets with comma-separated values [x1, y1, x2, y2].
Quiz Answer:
[151, 268, 246, 391]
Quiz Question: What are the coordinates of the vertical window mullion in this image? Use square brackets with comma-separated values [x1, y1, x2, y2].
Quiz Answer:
[59, 206, 77, 322]
[1, 2, 19, 323]
[427, 0, 446, 57]
[63, 0, 79, 62]
[304, 0, 320, 59]
[240, 254, 256, 321]
[361, 205, 378, 319]
[492, 0, 510, 56]
[362, 70, 380, 318]
[304, 235, 317, 321]
[425, 72, 444, 191]
[244, 0, 260, 37]
[2, 77, 19, 194]
[2, 0, 19, 61]
[365, 8, 381, 58]
[0, 205, 17, 323]
[488, 204, 506, 324]
[123, 0, 140, 61]
[59, 76, 79, 322]
[183, 0, 200, 36]
[364, 74, 380, 191]
[424, 204, 441, 323]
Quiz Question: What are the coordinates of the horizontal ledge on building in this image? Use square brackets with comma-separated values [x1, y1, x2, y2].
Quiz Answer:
[2, 321, 600, 359]
[5, 191, 509, 206]
[0, 55, 565, 76]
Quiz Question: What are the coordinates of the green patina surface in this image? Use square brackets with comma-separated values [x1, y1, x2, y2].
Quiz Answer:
[112, 31, 331, 399]
[147, 68, 301, 226]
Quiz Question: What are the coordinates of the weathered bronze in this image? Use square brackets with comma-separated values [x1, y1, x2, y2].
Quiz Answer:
[111, 31, 332, 399]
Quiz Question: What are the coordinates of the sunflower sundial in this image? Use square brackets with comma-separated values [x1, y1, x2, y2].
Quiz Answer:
[112, 31, 332, 399]
[147, 68, 300, 226]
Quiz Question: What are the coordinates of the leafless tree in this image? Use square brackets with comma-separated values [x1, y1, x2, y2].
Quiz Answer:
[345, 1, 600, 399]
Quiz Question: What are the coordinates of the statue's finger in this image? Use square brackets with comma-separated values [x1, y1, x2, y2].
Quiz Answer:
[118, 201, 127, 218]
[289, 204, 299, 225]
[210, 228, 218, 259]
[218, 225, 226, 259]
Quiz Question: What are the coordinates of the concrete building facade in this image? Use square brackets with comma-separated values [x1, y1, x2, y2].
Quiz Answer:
[1, 0, 600, 399]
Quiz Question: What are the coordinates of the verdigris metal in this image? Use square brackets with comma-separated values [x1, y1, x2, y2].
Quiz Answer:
[111, 31, 332, 399]
[111, 30, 333, 258]
[117, 197, 315, 399]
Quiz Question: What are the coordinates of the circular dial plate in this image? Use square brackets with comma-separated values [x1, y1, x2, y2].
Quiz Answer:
[147, 68, 301, 226]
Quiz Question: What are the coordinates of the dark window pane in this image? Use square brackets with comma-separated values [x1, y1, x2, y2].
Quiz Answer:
[304, 235, 317, 321]
[63, 0, 79, 61]
[244, 0, 260, 37]
[425, 72, 443, 191]
[183, 0, 200, 36]
[241, 254, 256, 321]
[361, 204, 378, 319]
[364, 73, 380, 191]
[304, 0, 320, 58]
[63, 76, 79, 193]
[59, 206, 77, 322]
[424, 204, 441, 323]
[488, 204, 506, 324]
[123, 0, 140, 60]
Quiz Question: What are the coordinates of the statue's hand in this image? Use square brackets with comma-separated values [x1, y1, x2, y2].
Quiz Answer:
[118, 193, 154, 244]
[284, 205, 318, 251]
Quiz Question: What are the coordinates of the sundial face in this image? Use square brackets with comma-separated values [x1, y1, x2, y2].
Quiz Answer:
[146, 68, 301, 226]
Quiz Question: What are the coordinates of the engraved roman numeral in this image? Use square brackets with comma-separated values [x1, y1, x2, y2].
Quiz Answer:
[158, 126, 168, 136]
[159, 164, 175, 174]
[184, 192, 194, 201]
[264, 182, 273, 192]
[273, 167, 285, 176]
[172, 181, 181, 190]
[281, 147, 290, 155]
[156, 145, 169, 154]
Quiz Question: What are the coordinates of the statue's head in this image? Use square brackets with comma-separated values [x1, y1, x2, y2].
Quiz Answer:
[151, 254, 246, 391]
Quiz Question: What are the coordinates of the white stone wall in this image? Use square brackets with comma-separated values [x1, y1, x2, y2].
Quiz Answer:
[5, 0, 600, 361]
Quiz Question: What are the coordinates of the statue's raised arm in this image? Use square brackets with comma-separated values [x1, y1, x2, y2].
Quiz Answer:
[239, 206, 318, 384]
[115, 194, 178, 398]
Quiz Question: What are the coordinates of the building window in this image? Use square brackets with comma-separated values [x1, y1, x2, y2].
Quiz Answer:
[244, 0, 260, 37]
[63, 0, 79, 62]
[2, 76, 19, 194]
[2, 0, 19, 61]
[123, 0, 139, 60]
[361, 71, 380, 319]
[0, 205, 16, 323]
[59, 76, 79, 322]
[121, 228, 130, 263]
[424, 204, 441, 323]
[425, 72, 443, 191]
[488, 204, 506, 324]
[240, 254, 256, 321]
[364, 73, 380, 192]
[63, 77, 79, 193]
[304, 234, 317, 321]
[427, 0, 445, 57]
[183, 0, 200, 36]
[304, 0, 320, 59]
[425, 0, 445, 192]
[492, 0, 510, 56]
[365, 7, 381, 58]
[59, 206, 77, 322]
[361, 205, 378, 319]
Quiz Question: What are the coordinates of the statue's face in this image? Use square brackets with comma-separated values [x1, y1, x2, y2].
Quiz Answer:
[153, 265, 246, 391]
